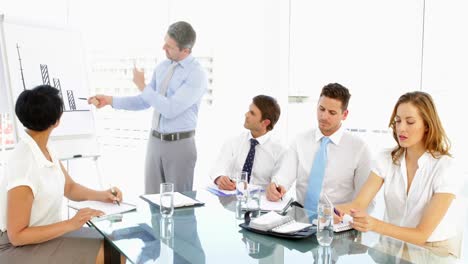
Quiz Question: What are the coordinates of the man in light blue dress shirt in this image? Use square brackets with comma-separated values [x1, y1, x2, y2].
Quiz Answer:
[89, 21, 208, 194]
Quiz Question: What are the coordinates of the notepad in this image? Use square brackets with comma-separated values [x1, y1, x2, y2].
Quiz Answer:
[249, 211, 312, 234]
[242, 195, 293, 214]
[140, 192, 204, 208]
[68, 200, 136, 216]
[334, 214, 353, 232]
[312, 213, 353, 232]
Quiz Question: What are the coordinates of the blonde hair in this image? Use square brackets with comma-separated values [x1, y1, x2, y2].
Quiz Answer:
[389, 91, 451, 164]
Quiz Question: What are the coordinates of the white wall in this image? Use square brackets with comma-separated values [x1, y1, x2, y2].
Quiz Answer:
[422, 0, 468, 167]
[1, 0, 467, 197]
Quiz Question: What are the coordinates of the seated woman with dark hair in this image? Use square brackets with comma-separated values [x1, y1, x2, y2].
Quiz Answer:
[0, 85, 124, 263]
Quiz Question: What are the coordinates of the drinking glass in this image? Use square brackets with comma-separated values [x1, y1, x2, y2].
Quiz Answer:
[316, 202, 334, 246]
[235, 200, 244, 220]
[160, 183, 174, 217]
[316, 245, 332, 264]
[246, 188, 261, 218]
[160, 216, 174, 242]
[236, 171, 249, 202]
[245, 237, 260, 255]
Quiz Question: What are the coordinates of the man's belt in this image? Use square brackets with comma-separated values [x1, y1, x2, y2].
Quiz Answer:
[152, 130, 195, 141]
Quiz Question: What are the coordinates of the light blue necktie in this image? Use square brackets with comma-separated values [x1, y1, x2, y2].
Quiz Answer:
[304, 137, 331, 215]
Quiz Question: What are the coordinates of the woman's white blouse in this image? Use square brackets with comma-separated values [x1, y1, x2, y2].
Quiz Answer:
[372, 150, 462, 242]
[0, 133, 65, 232]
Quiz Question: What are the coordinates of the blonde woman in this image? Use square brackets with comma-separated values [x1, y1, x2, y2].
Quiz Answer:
[337, 91, 462, 257]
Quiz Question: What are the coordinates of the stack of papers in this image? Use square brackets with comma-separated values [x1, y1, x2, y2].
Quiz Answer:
[140, 192, 204, 208]
[68, 200, 136, 216]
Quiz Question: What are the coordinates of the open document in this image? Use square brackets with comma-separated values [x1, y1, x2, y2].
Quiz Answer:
[68, 200, 136, 216]
[140, 192, 204, 208]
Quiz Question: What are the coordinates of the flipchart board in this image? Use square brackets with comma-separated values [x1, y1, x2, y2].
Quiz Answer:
[0, 15, 98, 157]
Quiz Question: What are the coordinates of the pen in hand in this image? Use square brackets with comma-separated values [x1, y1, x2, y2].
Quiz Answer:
[334, 207, 343, 223]
[110, 187, 120, 206]
[274, 183, 283, 201]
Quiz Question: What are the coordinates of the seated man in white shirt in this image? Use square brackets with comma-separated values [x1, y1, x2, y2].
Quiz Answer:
[266, 83, 373, 213]
[210, 95, 285, 190]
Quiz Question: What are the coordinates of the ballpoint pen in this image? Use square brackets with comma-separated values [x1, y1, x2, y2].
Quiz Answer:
[274, 182, 283, 201]
[110, 187, 120, 206]
[333, 207, 341, 217]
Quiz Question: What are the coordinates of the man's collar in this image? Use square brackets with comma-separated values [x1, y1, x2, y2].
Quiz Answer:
[314, 125, 344, 145]
[176, 54, 194, 69]
[248, 131, 270, 145]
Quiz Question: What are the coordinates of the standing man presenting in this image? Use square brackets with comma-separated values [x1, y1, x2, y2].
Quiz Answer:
[89, 21, 208, 194]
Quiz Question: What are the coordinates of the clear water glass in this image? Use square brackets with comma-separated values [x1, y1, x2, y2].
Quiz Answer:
[160, 183, 174, 217]
[246, 188, 261, 218]
[316, 245, 332, 264]
[160, 216, 174, 242]
[235, 200, 244, 220]
[236, 171, 249, 202]
[317, 203, 334, 246]
[245, 237, 260, 255]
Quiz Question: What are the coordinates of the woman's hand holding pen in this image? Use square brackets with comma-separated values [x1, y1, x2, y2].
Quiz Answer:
[215, 176, 236, 190]
[333, 207, 344, 224]
[101, 187, 123, 205]
[266, 182, 286, 202]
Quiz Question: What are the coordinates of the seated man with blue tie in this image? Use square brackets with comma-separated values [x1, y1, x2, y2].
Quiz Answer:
[210, 95, 286, 190]
[266, 83, 373, 215]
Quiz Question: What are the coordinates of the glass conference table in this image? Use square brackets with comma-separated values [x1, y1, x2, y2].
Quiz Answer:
[90, 190, 459, 264]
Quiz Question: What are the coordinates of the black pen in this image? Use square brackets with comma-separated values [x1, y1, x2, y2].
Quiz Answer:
[78, 97, 87, 100]
[274, 182, 283, 201]
[111, 187, 120, 206]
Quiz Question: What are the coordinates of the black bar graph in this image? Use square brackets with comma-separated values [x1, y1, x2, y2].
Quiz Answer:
[15, 43, 89, 112]
[66, 90, 76, 111]
[40, 64, 50, 85]
[16, 43, 27, 91]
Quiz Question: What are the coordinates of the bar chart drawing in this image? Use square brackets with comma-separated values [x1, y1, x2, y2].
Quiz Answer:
[66, 90, 77, 111]
[52, 78, 63, 98]
[4, 22, 95, 137]
[34, 62, 88, 112]
[16, 43, 27, 91]
[17, 45, 88, 112]
[40, 64, 50, 86]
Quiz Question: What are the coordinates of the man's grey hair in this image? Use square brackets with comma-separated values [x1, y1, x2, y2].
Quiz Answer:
[167, 21, 196, 51]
